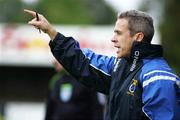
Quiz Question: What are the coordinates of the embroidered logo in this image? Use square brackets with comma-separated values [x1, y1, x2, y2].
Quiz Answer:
[127, 79, 138, 96]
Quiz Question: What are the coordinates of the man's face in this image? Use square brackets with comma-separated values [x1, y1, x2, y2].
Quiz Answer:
[111, 18, 135, 58]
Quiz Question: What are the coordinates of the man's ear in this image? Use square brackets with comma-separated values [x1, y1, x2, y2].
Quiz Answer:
[134, 32, 144, 42]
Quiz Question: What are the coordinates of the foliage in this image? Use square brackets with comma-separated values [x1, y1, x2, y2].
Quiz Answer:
[0, 0, 116, 25]
[36, 0, 116, 24]
[160, 0, 180, 75]
[0, 0, 24, 23]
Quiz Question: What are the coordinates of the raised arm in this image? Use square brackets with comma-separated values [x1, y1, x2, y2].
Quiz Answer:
[49, 32, 116, 94]
[24, 9, 116, 94]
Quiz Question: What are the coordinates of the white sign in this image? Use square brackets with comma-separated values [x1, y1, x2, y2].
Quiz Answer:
[0, 24, 116, 66]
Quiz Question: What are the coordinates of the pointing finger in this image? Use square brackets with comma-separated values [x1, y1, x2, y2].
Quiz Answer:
[24, 9, 36, 17]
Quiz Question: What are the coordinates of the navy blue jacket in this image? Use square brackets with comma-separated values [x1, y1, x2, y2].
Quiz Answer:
[49, 33, 180, 120]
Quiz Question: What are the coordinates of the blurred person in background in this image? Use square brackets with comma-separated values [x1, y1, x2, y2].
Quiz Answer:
[25, 9, 180, 120]
[45, 60, 105, 120]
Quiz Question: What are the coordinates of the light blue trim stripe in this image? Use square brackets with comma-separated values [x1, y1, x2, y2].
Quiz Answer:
[143, 70, 178, 79]
[143, 75, 177, 88]
[89, 64, 111, 76]
[82, 48, 115, 77]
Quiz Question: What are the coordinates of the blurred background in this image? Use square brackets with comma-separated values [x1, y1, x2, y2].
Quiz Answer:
[0, 0, 179, 120]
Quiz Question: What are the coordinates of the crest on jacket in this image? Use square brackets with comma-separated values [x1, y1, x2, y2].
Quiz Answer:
[127, 79, 138, 96]
[60, 83, 72, 102]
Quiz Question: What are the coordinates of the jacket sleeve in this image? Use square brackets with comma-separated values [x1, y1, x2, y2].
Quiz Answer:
[49, 32, 116, 94]
[140, 70, 180, 120]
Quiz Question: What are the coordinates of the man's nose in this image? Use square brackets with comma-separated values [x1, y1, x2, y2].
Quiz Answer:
[111, 36, 117, 43]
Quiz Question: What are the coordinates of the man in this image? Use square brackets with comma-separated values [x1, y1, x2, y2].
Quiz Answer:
[24, 9, 180, 120]
[45, 60, 105, 120]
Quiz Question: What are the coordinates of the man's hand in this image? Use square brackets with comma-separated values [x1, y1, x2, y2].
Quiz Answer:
[24, 9, 57, 40]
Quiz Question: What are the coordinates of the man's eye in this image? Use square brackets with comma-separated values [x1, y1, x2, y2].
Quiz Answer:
[116, 32, 121, 35]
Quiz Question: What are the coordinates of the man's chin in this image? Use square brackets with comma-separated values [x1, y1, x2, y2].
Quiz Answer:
[117, 53, 127, 59]
[116, 54, 122, 58]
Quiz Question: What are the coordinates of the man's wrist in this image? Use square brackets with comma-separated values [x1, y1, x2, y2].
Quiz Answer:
[47, 27, 57, 40]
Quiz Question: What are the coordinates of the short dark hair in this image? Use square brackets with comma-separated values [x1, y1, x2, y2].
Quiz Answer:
[118, 10, 154, 43]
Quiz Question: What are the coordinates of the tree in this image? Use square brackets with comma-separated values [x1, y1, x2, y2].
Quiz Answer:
[160, 0, 180, 75]
[0, 0, 116, 24]
[0, 0, 24, 23]
[36, 0, 116, 24]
